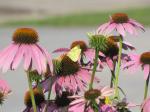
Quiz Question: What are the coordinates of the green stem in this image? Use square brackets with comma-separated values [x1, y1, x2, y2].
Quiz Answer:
[89, 49, 99, 90]
[110, 70, 116, 88]
[26, 71, 37, 112]
[114, 37, 123, 98]
[144, 75, 150, 100]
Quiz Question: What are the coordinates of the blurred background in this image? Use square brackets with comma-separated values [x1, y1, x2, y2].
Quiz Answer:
[0, 0, 150, 26]
[0, 0, 150, 112]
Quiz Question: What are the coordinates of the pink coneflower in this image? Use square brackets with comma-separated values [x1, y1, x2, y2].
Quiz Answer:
[23, 88, 45, 112]
[123, 52, 150, 80]
[53, 40, 104, 65]
[142, 97, 150, 112]
[41, 54, 98, 94]
[97, 13, 145, 36]
[0, 28, 53, 74]
[98, 36, 130, 71]
[0, 79, 11, 105]
[69, 86, 114, 112]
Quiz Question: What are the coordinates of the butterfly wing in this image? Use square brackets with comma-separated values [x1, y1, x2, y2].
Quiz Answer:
[67, 46, 81, 62]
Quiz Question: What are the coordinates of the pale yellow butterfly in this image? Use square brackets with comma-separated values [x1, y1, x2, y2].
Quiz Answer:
[67, 45, 81, 62]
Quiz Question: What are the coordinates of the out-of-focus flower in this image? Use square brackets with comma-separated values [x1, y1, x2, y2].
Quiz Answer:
[123, 52, 150, 80]
[113, 98, 137, 112]
[142, 97, 150, 112]
[97, 13, 145, 36]
[45, 91, 73, 112]
[98, 36, 130, 71]
[0, 79, 11, 105]
[41, 54, 99, 94]
[0, 28, 53, 74]
[23, 88, 45, 112]
[69, 86, 114, 112]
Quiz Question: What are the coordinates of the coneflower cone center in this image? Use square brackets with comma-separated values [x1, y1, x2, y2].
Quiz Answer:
[13, 28, 39, 44]
[140, 52, 150, 64]
[84, 89, 100, 101]
[59, 55, 80, 76]
[70, 40, 88, 52]
[108, 36, 120, 42]
[55, 92, 72, 107]
[112, 13, 129, 23]
[0, 92, 5, 105]
[103, 38, 119, 57]
[24, 88, 45, 107]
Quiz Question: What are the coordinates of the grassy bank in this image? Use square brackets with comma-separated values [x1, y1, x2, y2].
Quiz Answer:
[1, 7, 150, 27]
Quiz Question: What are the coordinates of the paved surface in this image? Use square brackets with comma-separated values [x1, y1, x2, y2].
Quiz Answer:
[0, 27, 150, 112]
[0, 0, 150, 23]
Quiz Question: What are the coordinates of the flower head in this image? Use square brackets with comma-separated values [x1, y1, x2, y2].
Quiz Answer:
[0, 28, 53, 74]
[69, 86, 114, 112]
[41, 54, 99, 94]
[23, 88, 45, 112]
[97, 13, 145, 37]
[123, 52, 150, 80]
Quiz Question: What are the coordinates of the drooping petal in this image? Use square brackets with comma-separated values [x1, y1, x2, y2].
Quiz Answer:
[129, 19, 145, 31]
[97, 22, 110, 34]
[2, 44, 19, 72]
[106, 57, 114, 71]
[31, 45, 42, 74]
[123, 23, 134, 35]
[34, 45, 47, 73]
[116, 24, 126, 37]
[37, 44, 53, 74]
[24, 45, 32, 71]
[122, 41, 135, 50]
[70, 98, 85, 106]
[104, 23, 117, 34]
[12, 44, 25, 70]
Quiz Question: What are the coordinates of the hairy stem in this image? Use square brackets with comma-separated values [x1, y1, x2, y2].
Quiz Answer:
[89, 49, 99, 90]
[26, 71, 37, 112]
[114, 37, 123, 98]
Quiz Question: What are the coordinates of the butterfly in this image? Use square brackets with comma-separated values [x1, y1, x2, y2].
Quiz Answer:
[67, 45, 81, 62]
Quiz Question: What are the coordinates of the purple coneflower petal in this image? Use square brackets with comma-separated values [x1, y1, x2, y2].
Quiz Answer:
[2, 44, 19, 72]
[37, 45, 53, 73]
[123, 23, 134, 35]
[129, 19, 145, 31]
[70, 98, 85, 106]
[104, 23, 117, 34]
[52, 48, 70, 53]
[31, 45, 42, 74]
[106, 57, 114, 71]
[24, 45, 32, 71]
[34, 45, 47, 73]
[97, 22, 110, 33]
[116, 24, 125, 37]
[122, 41, 135, 50]
[12, 45, 25, 70]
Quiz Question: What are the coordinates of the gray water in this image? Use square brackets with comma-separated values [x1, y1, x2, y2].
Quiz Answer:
[0, 27, 150, 112]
